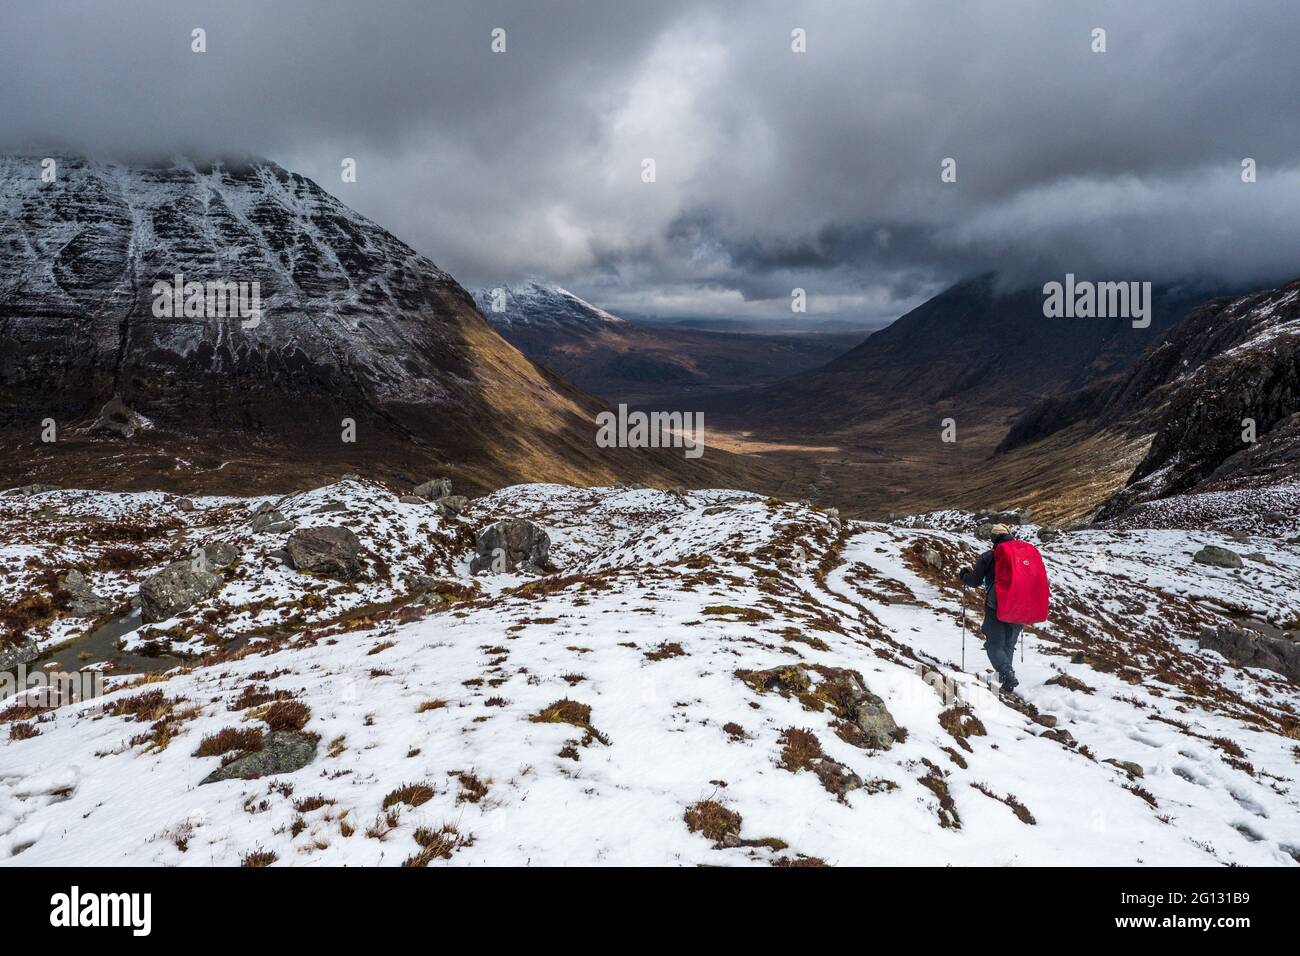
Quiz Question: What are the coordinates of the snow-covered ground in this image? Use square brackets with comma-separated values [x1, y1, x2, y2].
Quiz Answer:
[1, 481, 1297, 866]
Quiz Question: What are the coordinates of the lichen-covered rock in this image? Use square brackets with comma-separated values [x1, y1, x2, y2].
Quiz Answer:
[139, 561, 222, 623]
[85, 395, 151, 439]
[57, 569, 113, 617]
[1197, 623, 1300, 682]
[414, 478, 452, 501]
[436, 494, 468, 517]
[1193, 545, 1243, 569]
[470, 518, 551, 574]
[199, 730, 317, 785]
[286, 526, 362, 579]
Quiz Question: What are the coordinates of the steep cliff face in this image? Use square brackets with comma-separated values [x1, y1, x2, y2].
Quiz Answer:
[1094, 279, 1300, 516]
[0, 156, 763, 494]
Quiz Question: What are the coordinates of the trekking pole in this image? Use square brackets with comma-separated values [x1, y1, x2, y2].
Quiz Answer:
[959, 587, 967, 671]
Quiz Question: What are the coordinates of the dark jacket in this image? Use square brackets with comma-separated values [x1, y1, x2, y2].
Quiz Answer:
[960, 533, 1013, 609]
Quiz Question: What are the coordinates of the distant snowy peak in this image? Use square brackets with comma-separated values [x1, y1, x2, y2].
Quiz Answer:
[473, 281, 627, 330]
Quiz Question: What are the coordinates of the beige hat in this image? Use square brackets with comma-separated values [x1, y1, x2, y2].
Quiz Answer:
[988, 523, 1012, 539]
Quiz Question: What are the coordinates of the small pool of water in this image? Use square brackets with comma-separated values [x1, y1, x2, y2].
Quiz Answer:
[26, 609, 182, 677]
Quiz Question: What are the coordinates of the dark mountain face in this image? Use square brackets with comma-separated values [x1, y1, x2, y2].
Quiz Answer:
[703, 274, 1222, 438]
[1087, 279, 1300, 517]
[473, 282, 859, 407]
[0, 157, 764, 494]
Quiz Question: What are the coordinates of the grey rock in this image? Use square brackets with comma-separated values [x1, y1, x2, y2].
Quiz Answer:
[469, 518, 551, 574]
[313, 500, 348, 515]
[812, 757, 864, 801]
[413, 478, 452, 501]
[286, 526, 363, 579]
[0, 637, 40, 670]
[199, 730, 317, 785]
[200, 540, 240, 570]
[1104, 758, 1145, 778]
[398, 495, 427, 505]
[1197, 623, 1300, 683]
[1038, 526, 1061, 543]
[139, 561, 222, 623]
[1263, 510, 1286, 523]
[5, 483, 57, 498]
[816, 666, 900, 751]
[920, 547, 943, 570]
[174, 497, 196, 512]
[85, 395, 151, 439]
[58, 569, 113, 617]
[435, 494, 468, 517]
[251, 508, 294, 533]
[1193, 545, 1244, 569]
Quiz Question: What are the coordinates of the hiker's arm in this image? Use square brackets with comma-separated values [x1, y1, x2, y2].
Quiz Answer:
[958, 550, 992, 587]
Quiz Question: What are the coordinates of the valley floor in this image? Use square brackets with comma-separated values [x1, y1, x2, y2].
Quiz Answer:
[1, 481, 1298, 866]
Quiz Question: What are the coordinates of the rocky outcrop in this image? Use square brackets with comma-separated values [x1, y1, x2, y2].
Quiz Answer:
[139, 561, 222, 623]
[84, 395, 151, 439]
[199, 730, 317, 785]
[1193, 545, 1244, 569]
[286, 526, 363, 579]
[413, 478, 453, 501]
[57, 569, 112, 617]
[470, 518, 551, 574]
[1197, 624, 1300, 683]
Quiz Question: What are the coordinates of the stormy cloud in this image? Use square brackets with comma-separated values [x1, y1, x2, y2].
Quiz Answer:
[3, 0, 1298, 325]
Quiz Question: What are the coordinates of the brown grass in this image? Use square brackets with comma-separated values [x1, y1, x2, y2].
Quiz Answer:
[382, 782, 435, 810]
[777, 727, 823, 772]
[9, 722, 40, 741]
[403, 824, 472, 867]
[971, 782, 1036, 824]
[193, 726, 264, 759]
[240, 848, 277, 867]
[263, 700, 310, 732]
[683, 800, 743, 843]
[644, 641, 686, 661]
[529, 698, 610, 745]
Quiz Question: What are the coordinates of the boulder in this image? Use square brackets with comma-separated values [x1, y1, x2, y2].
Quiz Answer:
[200, 540, 240, 570]
[250, 508, 295, 534]
[174, 497, 196, 512]
[398, 495, 426, 505]
[1104, 758, 1144, 779]
[85, 395, 151, 439]
[1197, 623, 1300, 683]
[0, 638, 40, 670]
[139, 561, 222, 623]
[920, 547, 943, 570]
[436, 495, 468, 518]
[1193, 545, 1243, 569]
[199, 730, 317, 785]
[413, 478, 453, 501]
[1038, 526, 1061, 543]
[469, 518, 551, 574]
[57, 569, 113, 617]
[4, 483, 57, 497]
[286, 526, 363, 579]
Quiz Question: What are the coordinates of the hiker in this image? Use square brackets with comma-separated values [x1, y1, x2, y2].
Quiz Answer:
[957, 523, 1023, 692]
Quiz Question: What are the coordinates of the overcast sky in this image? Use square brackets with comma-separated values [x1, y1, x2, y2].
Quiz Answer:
[4, 0, 1299, 324]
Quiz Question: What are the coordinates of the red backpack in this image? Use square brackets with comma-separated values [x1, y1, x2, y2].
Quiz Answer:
[993, 540, 1050, 624]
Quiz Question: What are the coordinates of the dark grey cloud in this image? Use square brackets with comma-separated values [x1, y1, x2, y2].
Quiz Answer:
[3, 0, 1299, 325]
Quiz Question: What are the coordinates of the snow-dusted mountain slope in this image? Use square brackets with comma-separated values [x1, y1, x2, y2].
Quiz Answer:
[472, 281, 627, 330]
[2, 480, 1298, 866]
[0, 156, 752, 495]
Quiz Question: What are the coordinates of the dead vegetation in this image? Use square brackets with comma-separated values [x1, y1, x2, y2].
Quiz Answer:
[971, 782, 1036, 824]
[403, 824, 473, 867]
[529, 698, 610, 746]
[938, 704, 987, 752]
